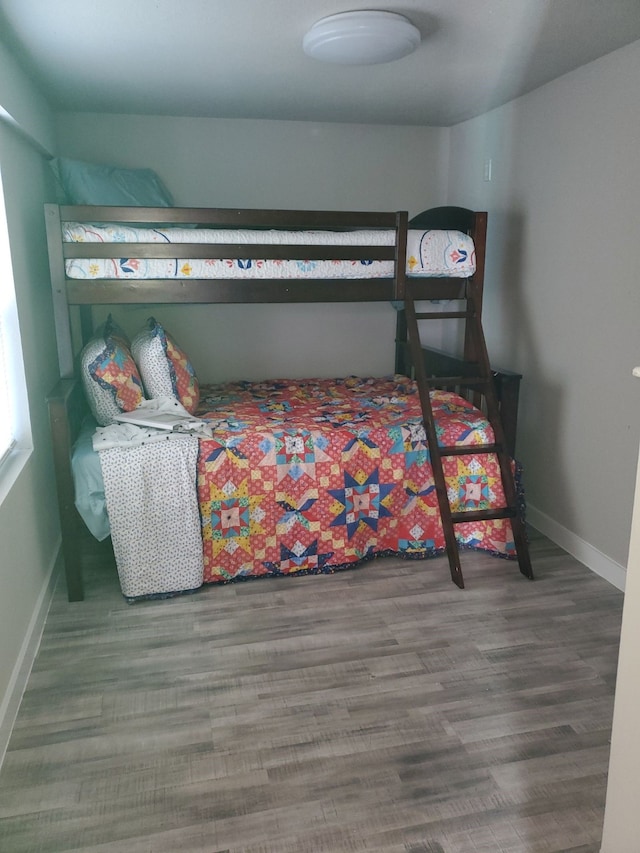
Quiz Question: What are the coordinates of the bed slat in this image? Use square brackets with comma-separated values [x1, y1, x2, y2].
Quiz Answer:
[62, 243, 398, 261]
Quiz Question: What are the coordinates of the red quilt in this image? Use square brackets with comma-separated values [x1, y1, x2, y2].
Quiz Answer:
[196, 376, 519, 583]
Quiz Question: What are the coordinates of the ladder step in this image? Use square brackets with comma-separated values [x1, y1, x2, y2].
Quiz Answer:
[450, 507, 517, 523]
[424, 375, 489, 387]
[415, 311, 471, 320]
[438, 443, 500, 457]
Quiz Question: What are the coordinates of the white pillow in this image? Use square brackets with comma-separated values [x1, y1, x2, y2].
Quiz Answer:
[80, 320, 145, 426]
[131, 318, 199, 414]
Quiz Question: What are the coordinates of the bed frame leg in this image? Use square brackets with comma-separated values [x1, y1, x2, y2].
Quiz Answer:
[48, 380, 85, 602]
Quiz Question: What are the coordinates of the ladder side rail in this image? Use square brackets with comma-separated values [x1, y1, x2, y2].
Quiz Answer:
[466, 297, 534, 580]
[464, 212, 487, 364]
[394, 211, 408, 302]
[465, 295, 518, 504]
[394, 309, 408, 375]
[404, 283, 464, 588]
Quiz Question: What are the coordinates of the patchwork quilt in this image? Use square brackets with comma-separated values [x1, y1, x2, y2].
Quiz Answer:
[196, 375, 518, 584]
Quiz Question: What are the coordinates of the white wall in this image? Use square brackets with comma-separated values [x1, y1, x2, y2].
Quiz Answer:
[0, 37, 54, 154]
[446, 39, 640, 575]
[601, 410, 640, 850]
[0, 44, 60, 753]
[54, 114, 449, 380]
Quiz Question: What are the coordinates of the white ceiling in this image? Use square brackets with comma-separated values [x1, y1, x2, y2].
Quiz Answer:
[2, 0, 640, 127]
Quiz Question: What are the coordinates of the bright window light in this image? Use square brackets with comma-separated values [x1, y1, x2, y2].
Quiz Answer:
[0, 303, 12, 461]
[0, 163, 30, 472]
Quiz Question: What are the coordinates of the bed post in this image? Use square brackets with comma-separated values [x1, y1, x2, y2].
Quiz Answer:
[394, 211, 408, 301]
[464, 211, 487, 363]
[45, 204, 90, 601]
[393, 211, 409, 374]
[394, 309, 408, 375]
[47, 379, 86, 601]
[45, 204, 75, 379]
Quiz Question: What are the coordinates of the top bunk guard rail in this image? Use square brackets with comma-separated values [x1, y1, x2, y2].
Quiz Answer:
[56, 205, 403, 229]
[61, 243, 398, 261]
[45, 204, 412, 300]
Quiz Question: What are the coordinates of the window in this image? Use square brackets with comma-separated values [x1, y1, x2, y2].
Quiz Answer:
[0, 163, 31, 490]
[0, 308, 11, 461]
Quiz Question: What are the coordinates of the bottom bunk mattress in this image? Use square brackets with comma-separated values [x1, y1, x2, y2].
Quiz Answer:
[195, 375, 518, 584]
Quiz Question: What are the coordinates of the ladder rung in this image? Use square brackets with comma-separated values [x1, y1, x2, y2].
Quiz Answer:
[424, 375, 488, 387]
[415, 311, 471, 320]
[439, 443, 500, 457]
[450, 507, 517, 524]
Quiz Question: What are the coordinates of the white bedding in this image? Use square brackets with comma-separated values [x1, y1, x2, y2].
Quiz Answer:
[94, 424, 203, 599]
[62, 223, 477, 280]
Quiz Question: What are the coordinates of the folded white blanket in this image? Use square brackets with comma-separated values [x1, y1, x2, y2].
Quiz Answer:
[96, 431, 203, 598]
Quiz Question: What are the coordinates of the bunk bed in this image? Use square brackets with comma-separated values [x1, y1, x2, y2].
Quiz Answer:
[44, 203, 528, 602]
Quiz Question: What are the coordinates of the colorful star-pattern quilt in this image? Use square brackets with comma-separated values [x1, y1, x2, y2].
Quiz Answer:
[196, 375, 521, 584]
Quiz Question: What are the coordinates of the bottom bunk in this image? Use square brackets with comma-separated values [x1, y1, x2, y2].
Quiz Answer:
[56, 366, 526, 602]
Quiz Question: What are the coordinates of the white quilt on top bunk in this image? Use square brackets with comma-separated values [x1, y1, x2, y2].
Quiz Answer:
[62, 222, 476, 280]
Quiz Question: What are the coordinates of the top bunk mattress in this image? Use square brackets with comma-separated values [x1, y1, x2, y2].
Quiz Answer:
[61, 222, 476, 280]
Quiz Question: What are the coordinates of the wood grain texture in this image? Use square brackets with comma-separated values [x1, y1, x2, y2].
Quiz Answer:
[0, 530, 622, 852]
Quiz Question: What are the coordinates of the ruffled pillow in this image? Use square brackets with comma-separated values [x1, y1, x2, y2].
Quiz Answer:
[80, 315, 145, 426]
[131, 318, 199, 414]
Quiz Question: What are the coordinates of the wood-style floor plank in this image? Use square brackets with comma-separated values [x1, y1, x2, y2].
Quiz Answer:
[0, 530, 623, 852]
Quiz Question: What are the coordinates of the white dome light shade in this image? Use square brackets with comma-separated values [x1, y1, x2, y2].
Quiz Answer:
[303, 11, 421, 66]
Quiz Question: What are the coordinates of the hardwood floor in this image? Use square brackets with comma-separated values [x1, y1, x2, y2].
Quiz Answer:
[0, 530, 623, 853]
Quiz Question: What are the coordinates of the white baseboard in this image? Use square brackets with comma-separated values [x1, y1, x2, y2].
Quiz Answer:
[0, 539, 61, 769]
[527, 504, 626, 592]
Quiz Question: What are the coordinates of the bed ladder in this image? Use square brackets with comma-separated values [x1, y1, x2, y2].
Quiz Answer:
[403, 281, 534, 588]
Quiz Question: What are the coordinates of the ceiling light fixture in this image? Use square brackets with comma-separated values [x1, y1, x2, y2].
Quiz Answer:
[303, 10, 421, 66]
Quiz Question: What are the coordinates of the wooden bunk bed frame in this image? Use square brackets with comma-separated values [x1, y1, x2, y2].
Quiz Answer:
[44, 203, 524, 601]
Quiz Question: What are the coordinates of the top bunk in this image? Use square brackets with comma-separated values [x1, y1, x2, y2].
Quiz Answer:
[44, 203, 486, 306]
[44, 203, 487, 377]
